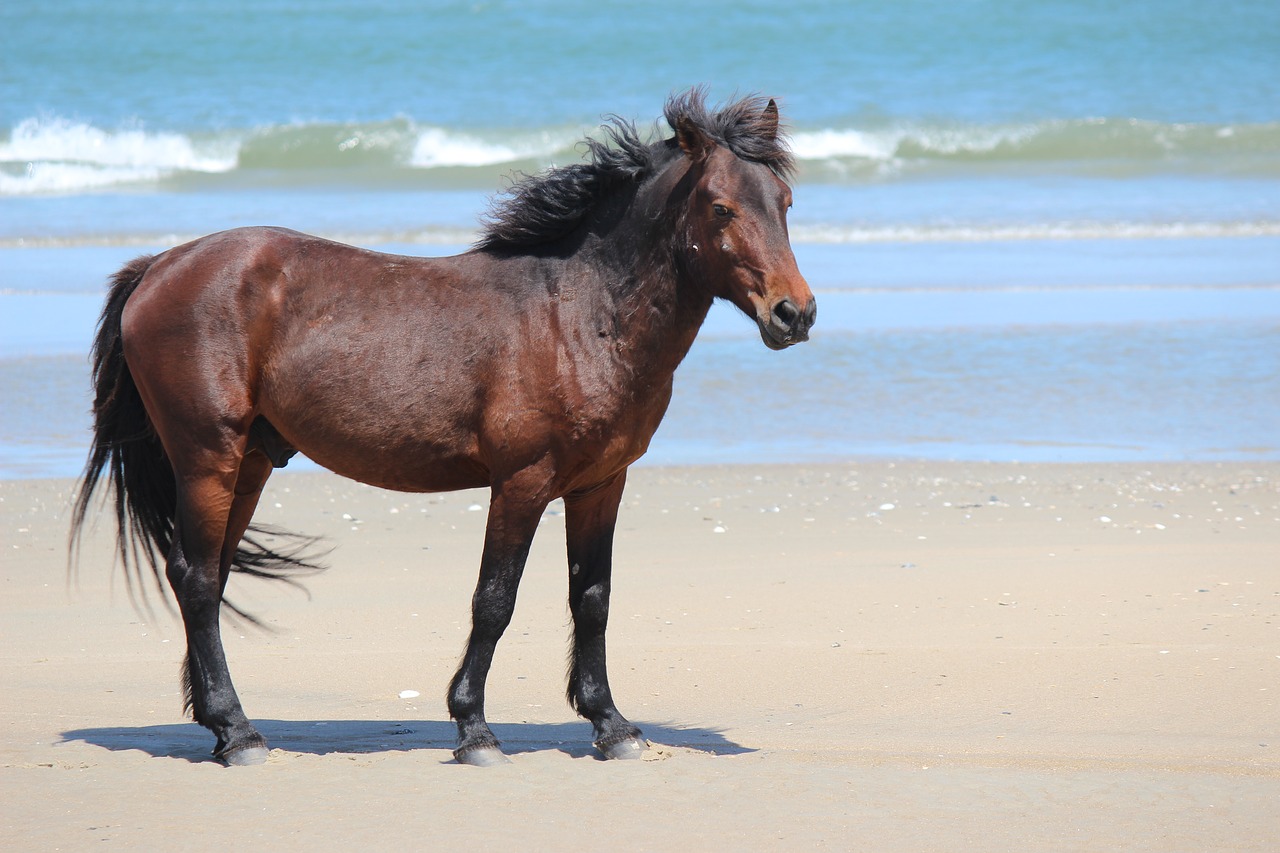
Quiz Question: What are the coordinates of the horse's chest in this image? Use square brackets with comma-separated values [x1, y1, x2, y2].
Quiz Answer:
[514, 346, 657, 448]
[561, 370, 672, 461]
[500, 306, 679, 465]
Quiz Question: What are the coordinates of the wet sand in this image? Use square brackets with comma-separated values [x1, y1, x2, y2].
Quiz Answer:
[2, 462, 1278, 850]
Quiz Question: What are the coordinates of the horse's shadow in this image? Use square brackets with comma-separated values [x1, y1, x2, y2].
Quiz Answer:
[59, 718, 753, 763]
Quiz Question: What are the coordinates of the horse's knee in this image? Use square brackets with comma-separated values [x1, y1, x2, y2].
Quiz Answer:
[165, 551, 223, 623]
[165, 550, 197, 595]
[166, 553, 208, 591]
[571, 582, 610, 634]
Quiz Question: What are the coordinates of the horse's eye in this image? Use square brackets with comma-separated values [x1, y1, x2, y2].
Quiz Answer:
[712, 204, 733, 218]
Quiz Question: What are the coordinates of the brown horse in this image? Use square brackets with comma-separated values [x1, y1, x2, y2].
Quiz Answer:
[70, 90, 815, 766]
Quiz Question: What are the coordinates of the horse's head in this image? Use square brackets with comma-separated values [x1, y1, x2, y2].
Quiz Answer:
[676, 99, 815, 350]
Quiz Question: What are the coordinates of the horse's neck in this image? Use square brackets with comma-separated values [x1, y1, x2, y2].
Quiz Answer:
[586, 235, 710, 384]
[592, 161, 712, 377]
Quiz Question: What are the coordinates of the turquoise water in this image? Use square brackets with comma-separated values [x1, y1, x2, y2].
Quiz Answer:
[2, 1, 1278, 475]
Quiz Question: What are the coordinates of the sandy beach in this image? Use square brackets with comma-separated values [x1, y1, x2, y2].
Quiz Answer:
[1, 461, 1276, 850]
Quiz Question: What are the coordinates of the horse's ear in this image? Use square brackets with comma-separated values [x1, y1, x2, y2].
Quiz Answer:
[677, 115, 714, 163]
[761, 99, 780, 140]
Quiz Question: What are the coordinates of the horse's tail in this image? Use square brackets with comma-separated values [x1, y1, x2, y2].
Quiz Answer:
[68, 254, 172, 612]
[69, 255, 324, 625]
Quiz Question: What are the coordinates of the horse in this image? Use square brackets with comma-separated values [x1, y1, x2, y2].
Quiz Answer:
[69, 89, 816, 766]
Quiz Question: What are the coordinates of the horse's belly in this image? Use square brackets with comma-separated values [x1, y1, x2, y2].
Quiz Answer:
[311, 445, 489, 493]
[259, 370, 489, 492]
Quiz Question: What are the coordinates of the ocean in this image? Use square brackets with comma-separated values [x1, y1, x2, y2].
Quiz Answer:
[3, 0, 1278, 477]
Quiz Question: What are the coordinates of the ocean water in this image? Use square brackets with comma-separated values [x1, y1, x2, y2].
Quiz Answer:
[2, 0, 1278, 476]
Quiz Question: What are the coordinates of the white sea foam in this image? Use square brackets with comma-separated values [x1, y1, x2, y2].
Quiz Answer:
[791, 129, 899, 161]
[0, 162, 167, 195]
[790, 124, 1038, 163]
[409, 126, 569, 168]
[6, 113, 1278, 196]
[789, 117, 1280, 168]
[410, 127, 523, 168]
[0, 117, 236, 195]
[1, 117, 223, 169]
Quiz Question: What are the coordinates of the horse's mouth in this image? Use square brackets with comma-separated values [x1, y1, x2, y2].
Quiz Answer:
[758, 317, 809, 350]
[755, 295, 815, 350]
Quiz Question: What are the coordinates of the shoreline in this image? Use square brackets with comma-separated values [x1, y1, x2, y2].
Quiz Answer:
[3, 460, 1277, 849]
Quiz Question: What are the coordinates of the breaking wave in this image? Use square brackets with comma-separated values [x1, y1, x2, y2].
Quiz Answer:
[0, 116, 579, 195]
[3, 114, 1279, 196]
[791, 117, 1280, 179]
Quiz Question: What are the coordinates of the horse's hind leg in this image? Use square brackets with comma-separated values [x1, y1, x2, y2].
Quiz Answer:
[219, 449, 275, 587]
[169, 450, 272, 765]
[564, 472, 646, 759]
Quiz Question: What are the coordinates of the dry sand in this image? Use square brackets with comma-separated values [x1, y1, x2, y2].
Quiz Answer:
[2, 462, 1278, 851]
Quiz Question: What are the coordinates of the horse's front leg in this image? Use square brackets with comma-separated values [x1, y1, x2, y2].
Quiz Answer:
[564, 471, 646, 759]
[447, 478, 549, 766]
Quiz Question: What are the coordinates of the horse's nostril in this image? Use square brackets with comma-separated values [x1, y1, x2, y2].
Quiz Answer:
[773, 299, 799, 328]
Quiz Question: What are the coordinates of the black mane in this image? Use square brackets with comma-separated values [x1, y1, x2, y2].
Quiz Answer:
[475, 89, 794, 251]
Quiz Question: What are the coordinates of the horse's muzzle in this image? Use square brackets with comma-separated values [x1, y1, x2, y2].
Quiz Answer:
[760, 297, 817, 350]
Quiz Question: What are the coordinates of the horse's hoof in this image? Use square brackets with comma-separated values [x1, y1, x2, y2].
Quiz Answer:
[455, 746, 511, 767]
[598, 737, 646, 761]
[222, 745, 270, 766]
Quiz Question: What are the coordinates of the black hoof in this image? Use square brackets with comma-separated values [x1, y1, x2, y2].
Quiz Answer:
[221, 745, 270, 766]
[597, 737, 646, 760]
[455, 745, 511, 767]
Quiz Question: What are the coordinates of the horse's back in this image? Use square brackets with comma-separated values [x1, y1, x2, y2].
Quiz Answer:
[123, 227, 343, 335]
[120, 226, 352, 412]
[122, 225, 476, 360]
